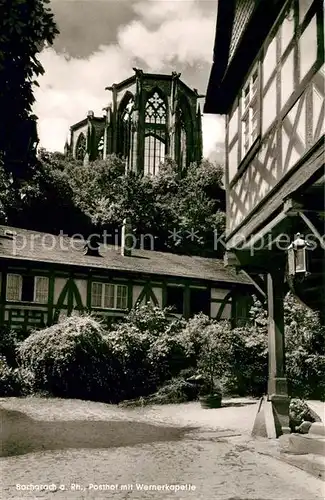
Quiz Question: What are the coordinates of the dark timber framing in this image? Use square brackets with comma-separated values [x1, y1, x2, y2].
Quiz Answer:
[205, 0, 325, 437]
[0, 225, 254, 331]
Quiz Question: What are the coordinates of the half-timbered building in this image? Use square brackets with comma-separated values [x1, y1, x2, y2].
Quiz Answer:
[205, 0, 324, 435]
[0, 225, 253, 332]
[66, 70, 203, 176]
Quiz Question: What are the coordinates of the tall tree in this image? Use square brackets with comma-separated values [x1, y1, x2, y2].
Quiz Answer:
[0, 0, 58, 177]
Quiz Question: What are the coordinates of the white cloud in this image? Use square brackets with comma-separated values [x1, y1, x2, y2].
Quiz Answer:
[202, 114, 225, 159]
[34, 0, 222, 158]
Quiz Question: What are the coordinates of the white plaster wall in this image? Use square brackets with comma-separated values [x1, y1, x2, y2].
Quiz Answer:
[74, 279, 87, 307]
[54, 278, 68, 304]
[133, 285, 144, 306]
[221, 303, 232, 319]
[152, 287, 163, 306]
[210, 302, 221, 318]
[211, 288, 230, 300]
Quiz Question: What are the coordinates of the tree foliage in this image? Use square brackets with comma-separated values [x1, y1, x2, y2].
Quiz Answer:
[4, 153, 226, 256]
[284, 294, 325, 399]
[0, 0, 58, 172]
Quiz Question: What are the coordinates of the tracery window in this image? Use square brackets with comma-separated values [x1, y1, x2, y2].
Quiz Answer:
[145, 92, 167, 125]
[75, 133, 86, 161]
[144, 91, 167, 175]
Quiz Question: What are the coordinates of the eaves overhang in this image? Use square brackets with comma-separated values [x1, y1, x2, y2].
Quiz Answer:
[204, 0, 286, 115]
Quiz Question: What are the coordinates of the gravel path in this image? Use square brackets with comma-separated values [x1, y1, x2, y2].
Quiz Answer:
[1, 397, 324, 500]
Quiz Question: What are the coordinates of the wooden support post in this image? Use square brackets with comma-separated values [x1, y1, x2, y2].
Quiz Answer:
[183, 285, 190, 320]
[267, 267, 287, 397]
[252, 260, 290, 438]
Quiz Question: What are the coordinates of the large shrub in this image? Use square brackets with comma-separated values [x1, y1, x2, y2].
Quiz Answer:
[196, 321, 232, 394]
[179, 313, 212, 358]
[16, 306, 192, 403]
[226, 324, 268, 396]
[17, 314, 116, 401]
[106, 304, 189, 400]
[223, 293, 325, 399]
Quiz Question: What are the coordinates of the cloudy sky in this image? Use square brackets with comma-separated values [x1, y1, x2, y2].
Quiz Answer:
[34, 0, 224, 159]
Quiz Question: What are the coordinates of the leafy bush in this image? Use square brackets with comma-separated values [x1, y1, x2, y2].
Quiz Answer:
[13, 293, 325, 404]
[0, 327, 22, 367]
[0, 356, 34, 396]
[284, 294, 325, 400]
[105, 304, 189, 400]
[17, 306, 192, 403]
[179, 313, 212, 359]
[286, 350, 325, 400]
[222, 293, 325, 399]
[120, 376, 201, 407]
[148, 377, 200, 404]
[0, 356, 17, 396]
[126, 304, 175, 336]
[289, 398, 316, 431]
[17, 314, 116, 402]
[226, 325, 268, 397]
[196, 321, 232, 394]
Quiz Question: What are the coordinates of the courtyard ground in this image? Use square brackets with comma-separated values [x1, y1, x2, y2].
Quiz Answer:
[1, 396, 324, 500]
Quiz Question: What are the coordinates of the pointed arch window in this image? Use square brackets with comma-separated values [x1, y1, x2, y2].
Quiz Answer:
[118, 95, 135, 165]
[176, 103, 191, 170]
[97, 134, 104, 159]
[144, 91, 167, 175]
[144, 133, 165, 176]
[179, 113, 187, 170]
[75, 132, 86, 161]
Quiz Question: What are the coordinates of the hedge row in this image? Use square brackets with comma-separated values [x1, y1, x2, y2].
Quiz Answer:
[1, 294, 324, 402]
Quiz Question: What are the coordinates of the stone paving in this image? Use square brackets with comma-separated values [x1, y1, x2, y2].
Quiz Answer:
[1, 397, 324, 500]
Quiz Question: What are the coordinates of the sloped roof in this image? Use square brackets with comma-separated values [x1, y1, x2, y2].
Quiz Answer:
[0, 226, 252, 286]
[107, 72, 198, 96]
[204, 0, 285, 114]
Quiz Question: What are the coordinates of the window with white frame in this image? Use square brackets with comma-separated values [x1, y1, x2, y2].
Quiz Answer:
[116, 285, 128, 309]
[6, 274, 48, 302]
[241, 66, 259, 157]
[34, 276, 49, 303]
[91, 282, 103, 308]
[91, 282, 128, 310]
[104, 284, 115, 309]
[6, 274, 22, 301]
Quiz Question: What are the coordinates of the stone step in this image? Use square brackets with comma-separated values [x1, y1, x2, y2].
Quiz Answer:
[279, 452, 325, 481]
[279, 433, 325, 457]
[309, 423, 325, 436]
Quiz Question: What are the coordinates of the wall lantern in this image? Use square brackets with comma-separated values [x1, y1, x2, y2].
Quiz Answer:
[287, 233, 311, 276]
